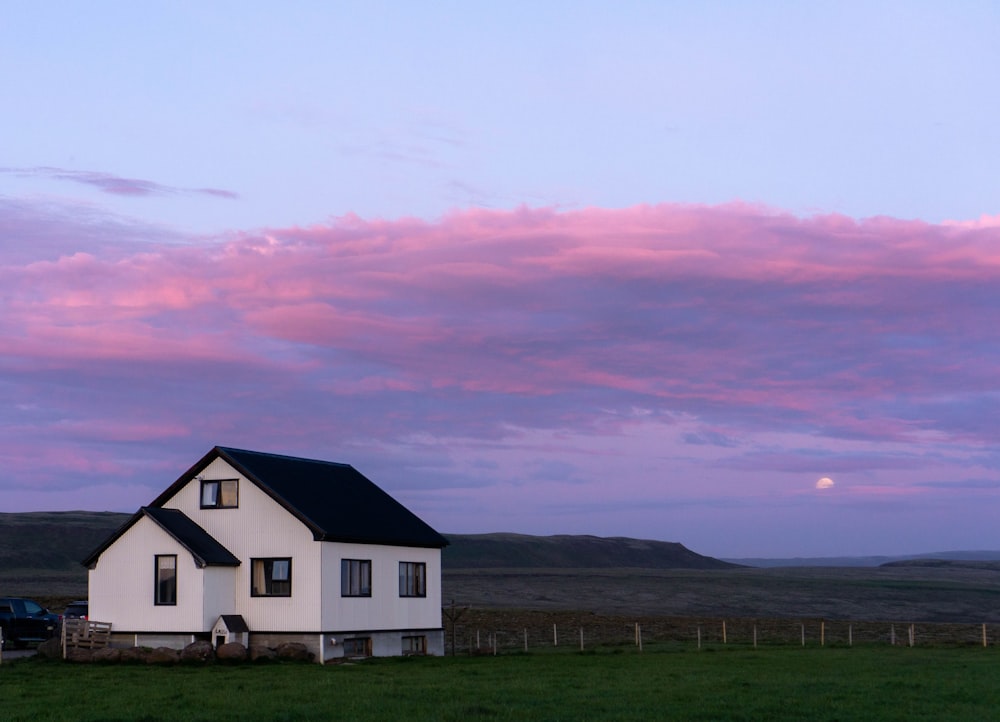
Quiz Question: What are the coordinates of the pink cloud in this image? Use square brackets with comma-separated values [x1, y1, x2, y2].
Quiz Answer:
[3, 198, 1000, 554]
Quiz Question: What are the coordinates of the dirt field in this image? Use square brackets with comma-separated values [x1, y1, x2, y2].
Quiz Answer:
[443, 565, 1000, 623]
[442, 566, 1000, 654]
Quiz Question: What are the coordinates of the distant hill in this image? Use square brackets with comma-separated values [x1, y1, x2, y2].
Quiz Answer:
[727, 550, 1000, 568]
[880, 558, 1000, 572]
[0, 512, 738, 572]
[0, 511, 130, 571]
[442, 532, 742, 570]
[5, 511, 998, 574]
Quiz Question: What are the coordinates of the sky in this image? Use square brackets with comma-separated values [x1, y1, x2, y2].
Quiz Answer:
[2, 2, 999, 558]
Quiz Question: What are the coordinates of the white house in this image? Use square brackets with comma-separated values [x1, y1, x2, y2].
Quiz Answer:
[83, 446, 449, 662]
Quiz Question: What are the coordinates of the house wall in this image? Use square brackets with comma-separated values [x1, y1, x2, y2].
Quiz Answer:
[320, 542, 442, 632]
[202, 567, 238, 631]
[88, 517, 205, 632]
[158, 457, 323, 632]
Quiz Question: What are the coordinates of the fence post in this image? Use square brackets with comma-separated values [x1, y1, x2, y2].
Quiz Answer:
[909, 624, 914, 647]
[849, 624, 853, 648]
[801, 623, 805, 647]
[524, 628, 528, 652]
[891, 625, 895, 646]
[637, 624, 643, 653]
[753, 625, 757, 649]
[821, 621, 825, 647]
[697, 626, 701, 650]
[983, 623, 988, 648]
[553, 623, 558, 647]
[722, 620, 727, 645]
[579, 627, 584, 651]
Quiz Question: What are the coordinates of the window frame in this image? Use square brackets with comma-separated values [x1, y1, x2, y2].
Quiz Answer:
[251, 557, 292, 597]
[200, 478, 239, 509]
[343, 637, 372, 657]
[341, 558, 372, 597]
[402, 635, 427, 655]
[154, 554, 177, 606]
[398, 561, 426, 598]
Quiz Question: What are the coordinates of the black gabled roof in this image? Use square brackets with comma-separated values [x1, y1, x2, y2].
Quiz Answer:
[152, 446, 449, 549]
[142, 507, 241, 567]
[218, 614, 249, 633]
[82, 507, 240, 568]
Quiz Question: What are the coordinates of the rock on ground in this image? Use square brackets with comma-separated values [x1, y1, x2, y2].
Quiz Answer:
[181, 640, 215, 662]
[36, 638, 62, 659]
[249, 644, 277, 662]
[147, 646, 180, 664]
[216, 642, 248, 661]
[92, 647, 122, 663]
[275, 642, 313, 661]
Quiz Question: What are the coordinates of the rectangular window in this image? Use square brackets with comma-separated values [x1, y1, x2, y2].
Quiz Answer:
[201, 479, 239, 508]
[402, 635, 427, 655]
[343, 637, 371, 657]
[398, 561, 426, 597]
[341, 559, 372, 597]
[155, 555, 177, 605]
[251, 557, 292, 597]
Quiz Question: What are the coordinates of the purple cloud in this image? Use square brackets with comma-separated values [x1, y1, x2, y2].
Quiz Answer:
[2, 200, 999, 554]
[1, 166, 238, 199]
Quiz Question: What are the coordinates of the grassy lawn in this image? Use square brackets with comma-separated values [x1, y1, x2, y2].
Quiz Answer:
[2, 646, 998, 721]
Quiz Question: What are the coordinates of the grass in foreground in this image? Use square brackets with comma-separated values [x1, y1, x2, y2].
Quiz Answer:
[1, 646, 997, 721]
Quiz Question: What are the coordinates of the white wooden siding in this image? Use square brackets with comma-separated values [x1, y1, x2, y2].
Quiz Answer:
[158, 457, 322, 632]
[201, 567, 238, 630]
[88, 517, 205, 631]
[320, 542, 442, 631]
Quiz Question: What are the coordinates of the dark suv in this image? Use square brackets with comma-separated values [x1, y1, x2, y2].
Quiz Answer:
[0, 597, 61, 649]
[63, 600, 88, 620]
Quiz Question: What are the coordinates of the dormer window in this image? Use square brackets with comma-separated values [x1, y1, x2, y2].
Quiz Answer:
[201, 479, 239, 509]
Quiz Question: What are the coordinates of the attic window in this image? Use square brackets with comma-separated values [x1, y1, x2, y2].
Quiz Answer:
[201, 479, 238, 509]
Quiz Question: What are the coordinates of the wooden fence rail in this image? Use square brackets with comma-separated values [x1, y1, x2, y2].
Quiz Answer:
[446, 613, 997, 655]
[61, 619, 112, 658]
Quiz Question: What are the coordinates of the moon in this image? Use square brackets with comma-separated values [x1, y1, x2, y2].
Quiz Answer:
[816, 477, 835, 490]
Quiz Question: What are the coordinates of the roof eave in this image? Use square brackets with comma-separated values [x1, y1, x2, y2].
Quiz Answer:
[316, 532, 449, 549]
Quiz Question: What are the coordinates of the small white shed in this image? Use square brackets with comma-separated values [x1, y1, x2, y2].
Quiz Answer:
[212, 614, 249, 648]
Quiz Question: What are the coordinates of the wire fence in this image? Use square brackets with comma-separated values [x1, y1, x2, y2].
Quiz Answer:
[444, 608, 997, 655]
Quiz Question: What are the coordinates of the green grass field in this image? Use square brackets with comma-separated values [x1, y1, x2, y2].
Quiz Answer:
[2, 646, 998, 721]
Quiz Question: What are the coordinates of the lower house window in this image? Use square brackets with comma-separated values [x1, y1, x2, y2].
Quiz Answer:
[402, 635, 427, 655]
[341, 559, 371, 597]
[155, 555, 177, 605]
[251, 557, 292, 597]
[343, 637, 371, 657]
[398, 561, 426, 597]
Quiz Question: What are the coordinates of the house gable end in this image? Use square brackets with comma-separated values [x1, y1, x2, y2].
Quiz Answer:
[148, 446, 326, 541]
